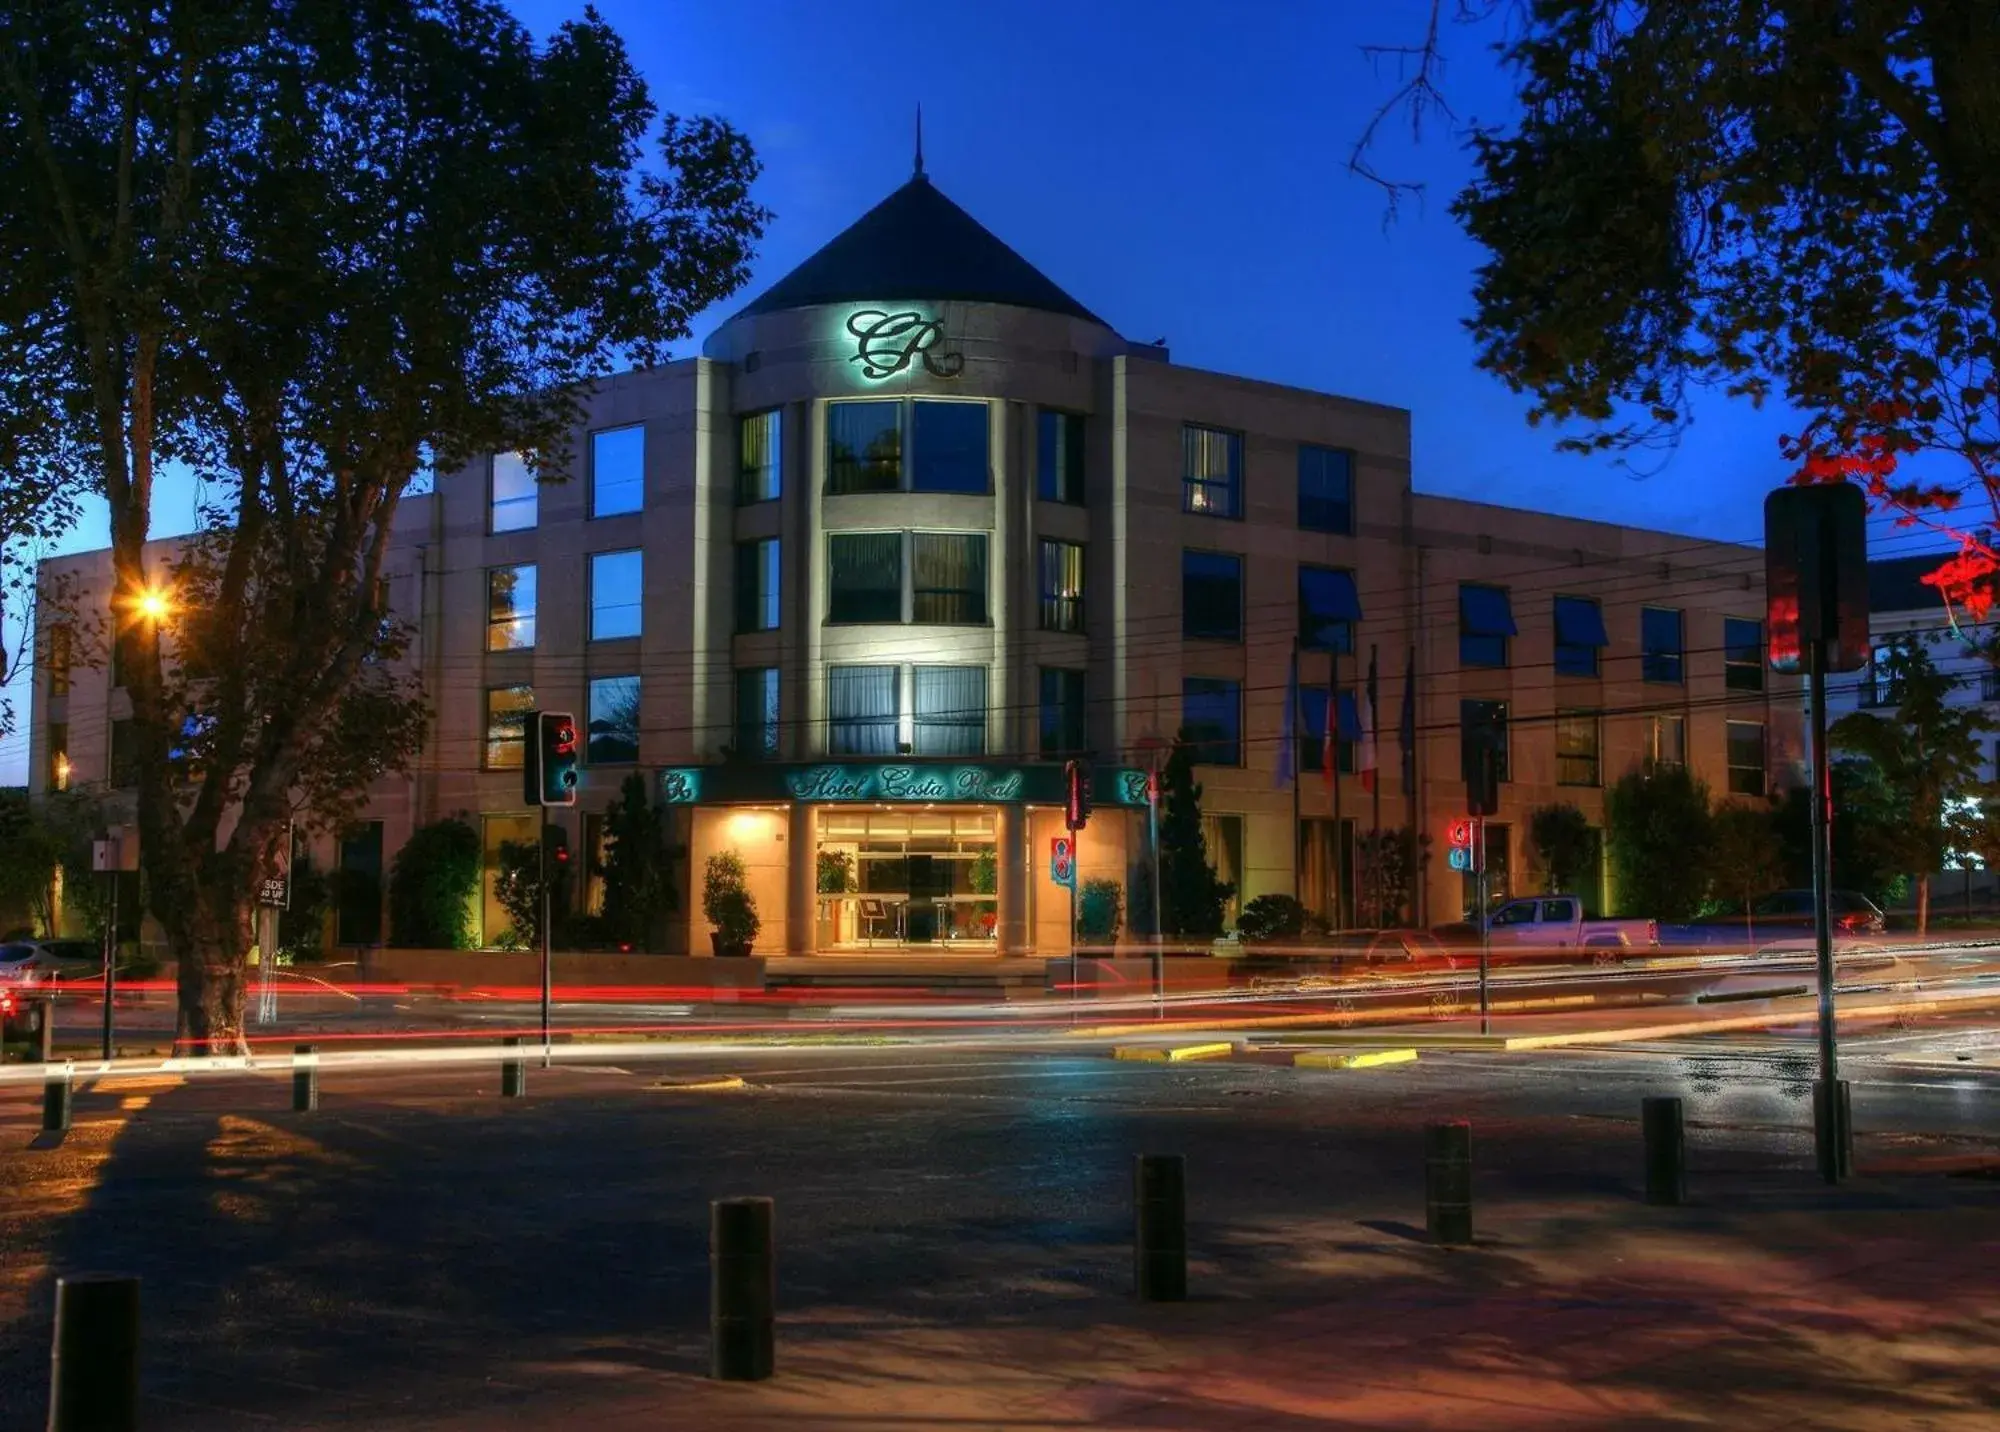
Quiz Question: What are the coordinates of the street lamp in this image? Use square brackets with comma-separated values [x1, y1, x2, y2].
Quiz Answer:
[135, 587, 171, 622]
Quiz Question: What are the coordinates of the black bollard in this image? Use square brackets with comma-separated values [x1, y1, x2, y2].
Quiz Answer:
[49, 1273, 139, 1432]
[292, 1044, 318, 1113]
[36, 996, 55, 1064]
[1642, 1096, 1686, 1206]
[710, 1197, 775, 1381]
[1133, 1153, 1188, 1301]
[501, 1035, 526, 1098]
[42, 1064, 72, 1134]
[1425, 1121, 1473, 1246]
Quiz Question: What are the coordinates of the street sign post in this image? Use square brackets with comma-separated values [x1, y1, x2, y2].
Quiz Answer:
[91, 829, 137, 1060]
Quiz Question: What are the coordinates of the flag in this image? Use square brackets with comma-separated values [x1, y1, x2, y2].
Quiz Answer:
[1358, 649, 1379, 792]
[1274, 647, 1298, 789]
[1398, 645, 1417, 797]
[1322, 687, 1335, 791]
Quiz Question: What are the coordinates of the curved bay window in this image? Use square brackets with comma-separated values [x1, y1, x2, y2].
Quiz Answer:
[816, 809, 999, 948]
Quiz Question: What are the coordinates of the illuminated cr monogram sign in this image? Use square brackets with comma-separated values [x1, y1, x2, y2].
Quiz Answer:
[844, 309, 964, 381]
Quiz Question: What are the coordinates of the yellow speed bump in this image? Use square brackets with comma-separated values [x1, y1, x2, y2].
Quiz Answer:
[1293, 1048, 1418, 1070]
[649, 1074, 748, 1092]
[1112, 1042, 1236, 1063]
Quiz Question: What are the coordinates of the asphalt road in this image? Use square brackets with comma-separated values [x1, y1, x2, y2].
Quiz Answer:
[0, 1018, 1995, 1429]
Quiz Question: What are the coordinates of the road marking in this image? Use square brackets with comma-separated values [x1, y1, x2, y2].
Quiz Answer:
[1293, 1048, 1419, 1070]
[1111, 1042, 1236, 1063]
[650, 1075, 747, 1092]
[93, 1075, 185, 1093]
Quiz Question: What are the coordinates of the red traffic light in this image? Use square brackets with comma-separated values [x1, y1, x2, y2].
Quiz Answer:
[551, 719, 578, 756]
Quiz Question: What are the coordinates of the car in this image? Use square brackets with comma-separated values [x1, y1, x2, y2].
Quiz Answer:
[0, 938, 103, 985]
[1662, 889, 1888, 948]
[0, 983, 47, 1043]
[1482, 896, 1658, 953]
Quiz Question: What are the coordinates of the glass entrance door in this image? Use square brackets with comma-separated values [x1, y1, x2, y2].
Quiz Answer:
[816, 808, 998, 949]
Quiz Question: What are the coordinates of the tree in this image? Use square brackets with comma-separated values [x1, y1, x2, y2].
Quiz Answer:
[601, 773, 679, 953]
[387, 818, 482, 951]
[1361, 3, 2000, 615]
[1773, 758, 1909, 909]
[1156, 736, 1233, 938]
[1356, 827, 1424, 926]
[1706, 804, 1787, 937]
[1604, 765, 1715, 919]
[0, 790, 64, 934]
[276, 850, 331, 962]
[494, 829, 572, 951]
[1528, 804, 1596, 898]
[0, 4, 767, 1050]
[1830, 634, 1993, 933]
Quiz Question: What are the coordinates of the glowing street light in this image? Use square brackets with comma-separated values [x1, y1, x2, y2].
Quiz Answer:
[135, 588, 171, 622]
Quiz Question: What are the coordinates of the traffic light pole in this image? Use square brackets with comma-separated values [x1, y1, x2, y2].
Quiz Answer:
[1476, 817, 1491, 1037]
[1807, 639, 1847, 1181]
[539, 802, 552, 1069]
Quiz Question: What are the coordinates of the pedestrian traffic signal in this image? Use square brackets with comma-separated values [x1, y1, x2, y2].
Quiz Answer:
[1064, 759, 1091, 831]
[1445, 819, 1480, 874]
[525, 710, 580, 807]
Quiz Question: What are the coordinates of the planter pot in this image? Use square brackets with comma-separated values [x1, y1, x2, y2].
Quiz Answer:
[710, 932, 753, 958]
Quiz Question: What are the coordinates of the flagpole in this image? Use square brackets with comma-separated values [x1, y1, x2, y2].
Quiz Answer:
[1290, 638, 1301, 904]
[1331, 646, 1343, 930]
[1404, 644, 1419, 924]
[1369, 644, 1382, 928]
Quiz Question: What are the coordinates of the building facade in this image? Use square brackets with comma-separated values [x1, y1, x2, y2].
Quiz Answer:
[29, 165, 1801, 954]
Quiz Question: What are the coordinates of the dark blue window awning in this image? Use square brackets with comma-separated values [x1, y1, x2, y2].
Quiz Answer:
[1554, 595, 1609, 648]
[1306, 567, 1363, 622]
[1459, 584, 1518, 637]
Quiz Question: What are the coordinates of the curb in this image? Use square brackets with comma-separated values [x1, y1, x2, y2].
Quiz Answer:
[1293, 1048, 1418, 1070]
[1111, 1042, 1236, 1063]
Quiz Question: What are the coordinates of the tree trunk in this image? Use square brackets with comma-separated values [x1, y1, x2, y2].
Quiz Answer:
[1917, 872, 1931, 939]
[166, 884, 253, 1057]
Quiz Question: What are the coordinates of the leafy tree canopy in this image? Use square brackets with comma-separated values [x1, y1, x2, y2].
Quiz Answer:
[1157, 736, 1233, 938]
[1604, 764, 1714, 919]
[0, 1, 767, 1049]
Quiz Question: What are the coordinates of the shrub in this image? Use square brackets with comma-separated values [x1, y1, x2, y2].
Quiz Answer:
[703, 851, 760, 950]
[1078, 878, 1123, 942]
[387, 818, 481, 949]
[1237, 893, 1310, 942]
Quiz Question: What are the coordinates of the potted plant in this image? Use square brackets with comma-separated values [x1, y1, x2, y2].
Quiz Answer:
[703, 851, 761, 957]
[1078, 878, 1124, 945]
[817, 849, 856, 895]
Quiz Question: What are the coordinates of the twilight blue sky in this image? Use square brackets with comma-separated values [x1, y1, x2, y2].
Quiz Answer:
[0, 1, 1938, 780]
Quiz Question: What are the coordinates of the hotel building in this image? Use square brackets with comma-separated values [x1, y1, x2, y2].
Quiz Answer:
[29, 163, 1799, 955]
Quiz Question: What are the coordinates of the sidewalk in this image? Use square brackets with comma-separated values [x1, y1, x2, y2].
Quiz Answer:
[385, 1188, 2000, 1432]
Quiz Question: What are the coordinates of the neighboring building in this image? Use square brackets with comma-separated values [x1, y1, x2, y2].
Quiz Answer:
[1829, 554, 2000, 749]
[28, 160, 1801, 953]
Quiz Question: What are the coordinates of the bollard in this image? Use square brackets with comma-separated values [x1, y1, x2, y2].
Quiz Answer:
[1642, 1096, 1686, 1206]
[501, 1035, 526, 1098]
[1813, 1078, 1853, 1182]
[37, 996, 55, 1064]
[1133, 1153, 1188, 1301]
[1425, 1121, 1473, 1246]
[49, 1273, 139, 1432]
[710, 1197, 775, 1381]
[292, 1044, 318, 1113]
[42, 1064, 72, 1134]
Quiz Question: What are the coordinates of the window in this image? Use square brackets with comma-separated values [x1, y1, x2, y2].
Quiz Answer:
[909, 401, 988, 492]
[912, 533, 987, 624]
[1463, 821, 1512, 910]
[1039, 668, 1086, 757]
[589, 550, 643, 641]
[1645, 713, 1686, 770]
[734, 539, 780, 633]
[1038, 410, 1085, 503]
[735, 668, 780, 760]
[591, 425, 644, 517]
[1298, 565, 1361, 653]
[1556, 710, 1600, 786]
[1725, 618, 1764, 692]
[46, 721, 68, 791]
[335, 822, 385, 947]
[109, 718, 137, 787]
[913, 666, 987, 756]
[1182, 677, 1243, 766]
[1553, 596, 1608, 677]
[1983, 669, 2000, 703]
[1641, 607, 1684, 684]
[586, 675, 640, 765]
[1861, 643, 1897, 707]
[1182, 424, 1242, 517]
[1183, 550, 1243, 642]
[1459, 584, 1517, 668]
[486, 564, 536, 651]
[828, 533, 904, 623]
[483, 685, 534, 769]
[1460, 699, 1510, 783]
[45, 623, 71, 697]
[737, 409, 781, 504]
[490, 452, 536, 533]
[1297, 445, 1354, 534]
[1038, 539, 1085, 632]
[826, 399, 989, 494]
[828, 665, 898, 756]
[1727, 720, 1766, 795]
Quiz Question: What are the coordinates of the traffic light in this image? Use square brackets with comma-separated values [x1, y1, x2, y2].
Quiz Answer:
[1765, 484, 1869, 673]
[1460, 708, 1502, 817]
[524, 710, 580, 807]
[1064, 759, 1091, 831]
[1445, 819, 1478, 874]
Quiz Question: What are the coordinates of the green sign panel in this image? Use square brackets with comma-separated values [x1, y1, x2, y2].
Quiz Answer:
[659, 762, 1147, 808]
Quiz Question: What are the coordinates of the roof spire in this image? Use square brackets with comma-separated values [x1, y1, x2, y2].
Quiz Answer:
[914, 104, 925, 180]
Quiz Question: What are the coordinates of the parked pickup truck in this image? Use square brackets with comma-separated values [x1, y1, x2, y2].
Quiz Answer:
[1482, 896, 1658, 960]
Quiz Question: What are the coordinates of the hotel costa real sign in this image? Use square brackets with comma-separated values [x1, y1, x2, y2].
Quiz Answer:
[659, 762, 1148, 809]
